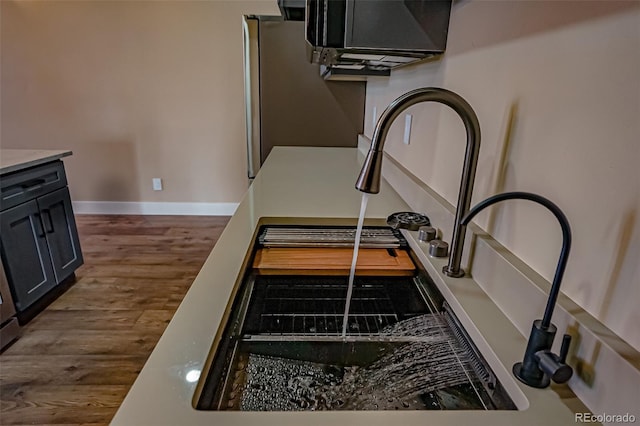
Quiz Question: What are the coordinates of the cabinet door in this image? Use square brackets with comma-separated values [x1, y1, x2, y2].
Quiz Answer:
[37, 187, 83, 283]
[0, 200, 56, 311]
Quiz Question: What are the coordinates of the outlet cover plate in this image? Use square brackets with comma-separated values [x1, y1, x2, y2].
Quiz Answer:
[152, 178, 163, 191]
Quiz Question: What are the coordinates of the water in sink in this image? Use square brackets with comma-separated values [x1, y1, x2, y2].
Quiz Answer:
[232, 314, 494, 410]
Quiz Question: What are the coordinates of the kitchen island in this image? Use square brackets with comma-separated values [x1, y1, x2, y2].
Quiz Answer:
[0, 148, 83, 322]
[112, 146, 581, 425]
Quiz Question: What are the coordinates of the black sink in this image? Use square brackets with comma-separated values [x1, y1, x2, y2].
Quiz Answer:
[196, 271, 517, 411]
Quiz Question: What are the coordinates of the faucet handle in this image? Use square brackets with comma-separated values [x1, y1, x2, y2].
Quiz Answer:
[535, 334, 573, 384]
[559, 334, 571, 364]
[418, 226, 437, 243]
[429, 239, 449, 257]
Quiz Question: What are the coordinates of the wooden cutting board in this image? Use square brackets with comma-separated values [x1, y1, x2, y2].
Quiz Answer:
[252, 247, 415, 276]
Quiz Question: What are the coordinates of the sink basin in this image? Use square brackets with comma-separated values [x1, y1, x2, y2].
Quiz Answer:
[196, 226, 517, 411]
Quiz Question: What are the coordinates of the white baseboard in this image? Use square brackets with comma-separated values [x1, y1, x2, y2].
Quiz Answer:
[72, 201, 238, 216]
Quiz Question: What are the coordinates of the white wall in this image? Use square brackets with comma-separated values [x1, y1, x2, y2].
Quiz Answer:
[364, 1, 640, 351]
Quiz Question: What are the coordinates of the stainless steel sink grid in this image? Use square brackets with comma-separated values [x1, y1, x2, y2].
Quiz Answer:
[196, 226, 516, 411]
[258, 226, 405, 248]
[243, 276, 426, 337]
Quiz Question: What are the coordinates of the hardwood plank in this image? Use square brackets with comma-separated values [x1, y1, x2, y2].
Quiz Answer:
[132, 216, 228, 228]
[75, 225, 170, 236]
[61, 278, 190, 295]
[0, 214, 229, 425]
[81, 253, 209, 266]
[111, 277, 195, 288]
[79, 243, 216, 255]
[46, 290, 169, 311]
[71, 276, 193, 288]
[75, 215, 145, 227]
[164, 226, 225, 237]
[27, 424, 107, 426]
[25, 310, 144, 330]
[0, 406, 119, 425]
[5, 329, 163, 356]
[133, 310, 175, 331]
[20, 423, 107, 426]
[77, 264, 200, 279]
[81, 235, 218, 246]
[65, 276, 119, 286]
[0, 355, 145, 385]
[2, 384, 129, 408]
[163, 292, 192, 310]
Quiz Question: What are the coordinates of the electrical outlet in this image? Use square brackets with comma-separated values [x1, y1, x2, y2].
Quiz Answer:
[403, 114, 412, 145]
[152, 178, 163, 191]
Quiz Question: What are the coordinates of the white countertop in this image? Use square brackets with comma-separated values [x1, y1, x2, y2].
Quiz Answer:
[111, 147, 579, 426]
[0, 149, 72, 175]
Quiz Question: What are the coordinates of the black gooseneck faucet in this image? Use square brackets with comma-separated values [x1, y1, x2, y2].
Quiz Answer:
[356, 87, 481, 278]
[461, 191, 574, 388]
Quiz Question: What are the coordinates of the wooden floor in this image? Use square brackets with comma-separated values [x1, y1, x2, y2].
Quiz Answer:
[0, 214, 229, 426]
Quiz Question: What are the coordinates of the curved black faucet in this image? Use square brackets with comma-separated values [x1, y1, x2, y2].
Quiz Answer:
[461, 191, 573, 388]
[356, 87, 481, 278]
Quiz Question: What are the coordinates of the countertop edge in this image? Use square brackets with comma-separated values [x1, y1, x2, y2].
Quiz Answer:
[0, 149, 73, 175]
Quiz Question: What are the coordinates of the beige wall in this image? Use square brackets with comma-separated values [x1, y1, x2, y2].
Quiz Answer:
[365, 1, 640, 350]
[1, 0, 279, 203]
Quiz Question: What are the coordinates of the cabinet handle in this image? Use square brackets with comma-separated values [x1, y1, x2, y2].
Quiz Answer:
[33, 213, 45, 237]
[42, 210, 54, 233]
[21, 178, 46, 190]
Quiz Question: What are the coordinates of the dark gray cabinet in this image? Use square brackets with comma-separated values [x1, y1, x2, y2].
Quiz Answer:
[37, 187, 83, 283]
[0, 161, 83, 313]
[0, 200, 57, 310]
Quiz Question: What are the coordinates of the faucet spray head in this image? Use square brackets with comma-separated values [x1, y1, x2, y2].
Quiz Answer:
[355, 149, 384, 194]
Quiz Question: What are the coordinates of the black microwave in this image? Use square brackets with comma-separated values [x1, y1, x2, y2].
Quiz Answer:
[306, 0, 451, 56]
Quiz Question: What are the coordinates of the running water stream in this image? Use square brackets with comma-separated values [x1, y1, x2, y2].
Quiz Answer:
[341, 192, 369, 337]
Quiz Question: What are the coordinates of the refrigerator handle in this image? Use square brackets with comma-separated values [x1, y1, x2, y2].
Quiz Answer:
[243, 16, 261, 180]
